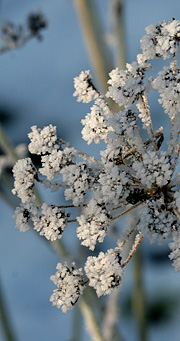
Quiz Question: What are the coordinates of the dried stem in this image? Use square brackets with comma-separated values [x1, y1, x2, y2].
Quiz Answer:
[112, 202, 142, 221]
[73, 0, 113, 94]
[138, 93, 158, 151]
[111, 0, 126, 70]
[79, 299, 105, 341]
[123, 232, 143, 266]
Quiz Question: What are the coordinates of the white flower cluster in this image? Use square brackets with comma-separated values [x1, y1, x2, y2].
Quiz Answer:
[73, 70, 99, 103]
[33, 203, 68, 241]
[61, 162, 94, 205]
[13, 203, 68, 241]
[106, 62, 149, 107]
[28, 124, 58, 155]
[39, 147, 76, 180]
[12, 158, 37, 203]
[85, 249, 124, 297]
[81, 104, 111, 145]
[50, 262, 86, 312]
[77, 198, 112, 250]
[153, 67, 180, 117]
[139, 20, 180, 61]
[139, 198, 178, 243]
[12, 19, 180, 312]
[132, 151, 173, 188]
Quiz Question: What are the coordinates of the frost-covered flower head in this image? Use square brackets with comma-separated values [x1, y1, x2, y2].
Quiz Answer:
[32, 203, 68, 241]
[140, 20, 180, 61]
[50, 262, 86, 312]
[12, 158, 37, 203]
[12, 19, 180, 313]
[73, 70, 99, 103]
[85, 249, 124, 297]
[28, 124, 58, 155]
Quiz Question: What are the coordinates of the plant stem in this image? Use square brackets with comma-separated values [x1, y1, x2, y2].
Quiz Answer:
[79, 298, 105, 341]
[73, 0, 113, 94]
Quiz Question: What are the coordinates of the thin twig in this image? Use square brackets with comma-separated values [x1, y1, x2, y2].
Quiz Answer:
[112, 202, 142, 220]
[123, 232, 143, 266]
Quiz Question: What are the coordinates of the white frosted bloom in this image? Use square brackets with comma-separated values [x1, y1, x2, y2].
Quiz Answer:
[61, 162, 94, 205]
[77, 198, 112, 250]
[140, 20, 180, 61]
[13, 203, 38, 232]
[28, 124, 58, 155]
[98, 164, 130, 206]
[81, 104, 112, 144]
[39, 147, 75, 180]
[12, 158, 37, 203]
[133, 151, 173, 188]
[32, 203, 68, 241]
[152, 67, 180, 117]
[107, 108, 139, 142]
[139, 199, 178, 243]
[50, 262, 85, 312]
[106, 62, 149, 107]
[73, 70, 99, 103]
[85, 249, 124, 297]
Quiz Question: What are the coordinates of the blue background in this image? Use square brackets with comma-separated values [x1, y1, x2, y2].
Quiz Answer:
[1, 1, 180, 340]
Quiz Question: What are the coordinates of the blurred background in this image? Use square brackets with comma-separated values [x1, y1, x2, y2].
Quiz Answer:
[1, 1, 180, 340]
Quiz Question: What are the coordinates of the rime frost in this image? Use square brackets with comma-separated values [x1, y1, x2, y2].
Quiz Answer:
[12, 19, 180, 312]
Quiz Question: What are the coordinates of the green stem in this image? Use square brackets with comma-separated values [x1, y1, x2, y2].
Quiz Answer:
[132, 246, 148, 341]
[73, 0, 113, 94]
[0, 279, 18, 341]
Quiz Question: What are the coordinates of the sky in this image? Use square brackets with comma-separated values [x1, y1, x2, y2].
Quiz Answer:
[1, 1, 180, 340]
